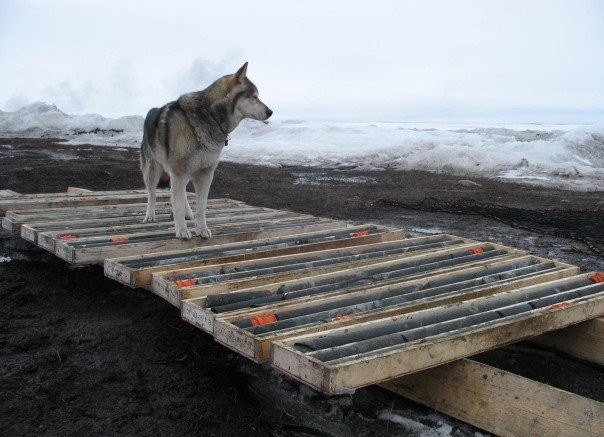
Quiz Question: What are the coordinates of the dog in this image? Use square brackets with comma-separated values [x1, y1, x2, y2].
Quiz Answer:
[140, 62, 272, 239]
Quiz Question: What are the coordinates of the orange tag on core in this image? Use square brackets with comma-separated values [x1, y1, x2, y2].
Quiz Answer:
[251, 314, 278, 326]
[549, 302, 570, 311]
[332, 313, 355, 322]
[109, 235, 129, 243]
[588, 273, 604, 283]
[352, 230, 369, 237]
[175, 279, 196, 287]
[59, 234, 78, 241]
[469, 247, 484, 255]
[209, 205, 221, 209]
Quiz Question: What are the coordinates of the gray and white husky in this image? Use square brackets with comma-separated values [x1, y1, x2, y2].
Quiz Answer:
[140, 62, 272, 239]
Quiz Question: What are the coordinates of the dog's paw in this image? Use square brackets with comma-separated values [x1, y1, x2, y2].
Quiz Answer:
[142, 215, 155, 223]
[195, 227, 212, 239]
[175, 227, 192, 240]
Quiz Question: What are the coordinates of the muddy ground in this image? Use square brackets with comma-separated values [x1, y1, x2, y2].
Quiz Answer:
[1, 138, 603, 437]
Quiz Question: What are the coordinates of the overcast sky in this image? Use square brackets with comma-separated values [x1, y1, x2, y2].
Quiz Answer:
[0, 0, 603, 123]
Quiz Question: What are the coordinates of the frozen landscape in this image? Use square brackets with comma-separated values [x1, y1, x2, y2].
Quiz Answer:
[1, 102, 602, 191]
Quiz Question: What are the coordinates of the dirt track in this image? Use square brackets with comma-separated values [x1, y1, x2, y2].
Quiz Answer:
[1, 138, 603, 437]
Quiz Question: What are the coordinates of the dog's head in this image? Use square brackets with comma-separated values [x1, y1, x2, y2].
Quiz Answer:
[225, 62, 272, 122]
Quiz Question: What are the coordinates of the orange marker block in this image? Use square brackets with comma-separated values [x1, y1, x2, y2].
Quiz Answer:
[549, 302, 570, 311]
[588, 273, 604, 283]
[332, 313, 355, 322]
[251, 314, 278, 326]
[352, 230, 369, 238]
[109, 235, 129, 243]
[469, 247, 484, 255]
[59, 234, 78, 241]
[174, 279, 196, 288]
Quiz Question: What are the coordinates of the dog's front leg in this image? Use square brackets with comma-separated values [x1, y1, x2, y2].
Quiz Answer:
[192, 164, 217, 239]
[170, 173, 192, 239]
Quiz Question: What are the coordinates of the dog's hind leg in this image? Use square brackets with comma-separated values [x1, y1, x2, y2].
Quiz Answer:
[185, 198, 194, 220]
[170, 173, 192, 239]
[192, 164, 217, 239]
[141, 157, 162, 223]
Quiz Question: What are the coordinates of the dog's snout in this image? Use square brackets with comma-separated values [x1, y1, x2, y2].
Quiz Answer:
[265, 108, 273, 118]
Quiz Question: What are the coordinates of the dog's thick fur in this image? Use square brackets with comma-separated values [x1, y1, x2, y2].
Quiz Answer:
[140, 63, 272, 239]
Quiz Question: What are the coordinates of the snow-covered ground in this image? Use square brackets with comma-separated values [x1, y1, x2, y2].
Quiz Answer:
[1, 102, 602, 190]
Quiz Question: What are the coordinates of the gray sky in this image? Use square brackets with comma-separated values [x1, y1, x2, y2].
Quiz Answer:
[0, 0, 603, 122]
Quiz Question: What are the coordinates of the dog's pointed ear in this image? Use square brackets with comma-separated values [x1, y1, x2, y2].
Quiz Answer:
[234, 62, 248, 83]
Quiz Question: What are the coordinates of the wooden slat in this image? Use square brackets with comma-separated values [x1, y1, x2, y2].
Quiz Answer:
[0, 191, 194, 213]
[211, 259, 578, 362]
[181, 243, 521, 332]
[53, 219, 344, 265]
[380, 358, 603, 437]
[155, 235, 479, 306]
[531, 317, 604, 366]
[23, 210, 298, 245]
[271, 274, 604, 394]
[2, 198, 245, 235]
[105, 226, 405, 288]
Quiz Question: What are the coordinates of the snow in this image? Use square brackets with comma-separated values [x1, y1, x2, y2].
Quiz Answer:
[378, 410, 455, 436]
[1, 102, 602, 190]
[0, 256, 11, 263]
[0, 102, 143, 146]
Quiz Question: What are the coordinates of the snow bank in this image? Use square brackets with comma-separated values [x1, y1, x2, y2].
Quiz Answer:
[1, 102, 602, 189]
[224, 119, 604, 190]
[0, 102, 143, 146]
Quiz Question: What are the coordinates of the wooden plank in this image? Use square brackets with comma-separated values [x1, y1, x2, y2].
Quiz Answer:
[36, 213, 313, 252]
[4, 197, 240, 220]
[379, 358, 604, 437]
[23, 210, 298, 245]
[54, 219, 344, 265]
[154, 235, 478, 304]
[180, 243, 522, 330]
[0, 191, 194, 213]
[163, 240, 498, 306]
[271, 274, 604, 394]
[3, 199, 246, 235]
[212, 261, 578, 362]
[105, 226, 404, 288]
[41, 214, 321, 254]
[531, 317, 604, 366]
[155, 234, 459, 285]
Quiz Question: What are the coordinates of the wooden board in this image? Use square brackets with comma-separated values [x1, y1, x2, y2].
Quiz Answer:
[271, 273, 604, 394]
[1, 198, 242, 235]
[52, 219, 344, 265]
[211, 257, 578, 362]
[380, 358, 604, 437]
[155, 234, 479, 306]
[0, 191, 197, 213]
[181, 241, 522, 332]
[105, 226, 405, 288]
[22, 209, 298, 245]
[531, 317, 604, 366]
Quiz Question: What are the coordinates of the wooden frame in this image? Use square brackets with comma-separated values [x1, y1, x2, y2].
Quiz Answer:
[182, 242, 523, 333]
[105, 226, 404, 288]
[271, 274, 604, 394]
[22, 209, 299, 245]
[155, 234, 477, 306]
[380, 358, 603, 437]
[52, 219, 343, 264]
[211, 257, 578, 362]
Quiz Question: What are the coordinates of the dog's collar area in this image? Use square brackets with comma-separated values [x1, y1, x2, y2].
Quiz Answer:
[207, 111, 230, 147]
